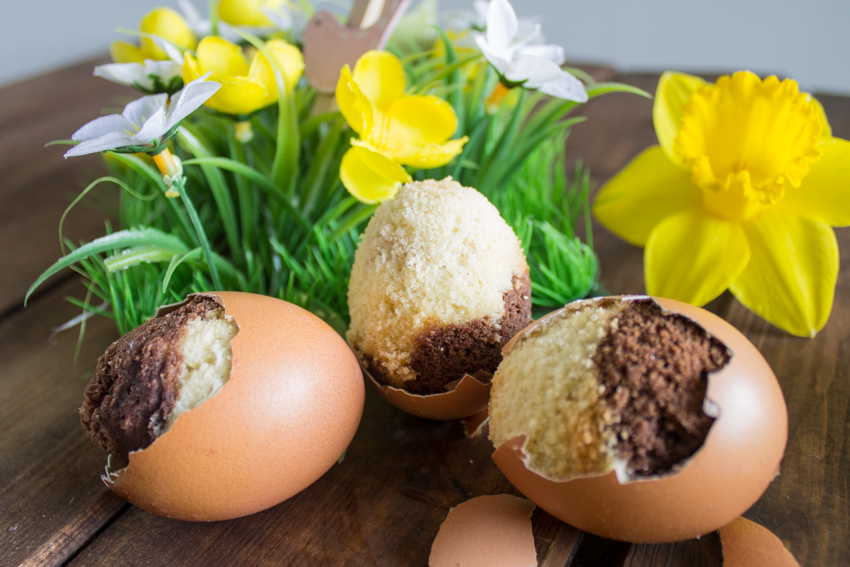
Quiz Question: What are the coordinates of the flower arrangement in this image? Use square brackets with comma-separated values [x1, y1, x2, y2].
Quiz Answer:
[28, 0, 644, 337]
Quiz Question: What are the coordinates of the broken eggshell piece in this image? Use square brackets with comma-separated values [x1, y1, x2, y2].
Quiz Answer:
[429, 494, 537, 567]
[101, 292, 365, 521]
[719, 517, 800, 567]
[491, 296, 788, 543]
[361, 360, 492, 420]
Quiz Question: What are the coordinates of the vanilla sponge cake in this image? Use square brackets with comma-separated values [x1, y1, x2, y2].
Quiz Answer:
[347, 178, 531, 395]
[489, 297, 730, 482]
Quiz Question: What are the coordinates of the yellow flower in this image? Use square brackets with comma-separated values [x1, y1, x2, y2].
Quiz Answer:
[111, 8, 196, 64]
[218, 0, 287, 27]
[336, 50, 468, 202]
[183, 36, 304, 116]
[594, 71, 849, 337]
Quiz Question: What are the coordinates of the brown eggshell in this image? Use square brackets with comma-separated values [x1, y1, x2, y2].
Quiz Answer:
[361, 362, 491, 420]
[719, 517, 800, 567]
[429, 494, 537, 567]
[463, 408, 490, 438]
[492, 296, 788, 543]
[105, 292, 365, 521]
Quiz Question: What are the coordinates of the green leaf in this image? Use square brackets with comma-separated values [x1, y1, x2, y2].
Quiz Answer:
[237, 30, 300, 197]
[586, 82, 652, 99]
[104, 246, 184, 271]
[26, 228, 190, 305]
[177, 126, 241, 259]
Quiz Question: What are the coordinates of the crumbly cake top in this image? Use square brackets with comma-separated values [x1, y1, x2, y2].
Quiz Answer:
[347, 178, 528, 385]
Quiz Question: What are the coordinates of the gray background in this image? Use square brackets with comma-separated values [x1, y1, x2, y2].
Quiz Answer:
[2, 0, 848, 93]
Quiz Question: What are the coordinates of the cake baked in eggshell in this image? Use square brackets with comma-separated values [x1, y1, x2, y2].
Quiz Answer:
[346, 178, 531, 395]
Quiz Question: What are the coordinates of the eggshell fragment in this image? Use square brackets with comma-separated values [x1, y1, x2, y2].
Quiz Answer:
[719, 517, 800, 567]
[491, 296, 788, 543]
[429, 494, 537, 567]
[362, 362, 491, 420]
[105, 292, 365, 521]
[463, 408, 490, 438]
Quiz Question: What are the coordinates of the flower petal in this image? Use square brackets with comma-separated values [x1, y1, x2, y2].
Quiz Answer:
[476, 36, 511, 75]
[486, 0, 519, 54]
[133, 107, 168, 143]
[396, 137, 468, 168]
[265, 39, 305, 92]
[195, 36, 250, 79]
[64, 131, 135, 158]
[111, 41, 145, 64]
[166, 75, 219, 126]
[139, 7, 196, 59]
[203, 76, 269, 115]
[340, 146, 412, 204]
[594, 146, 701, 246]
[505, 56, 561, 86]
[72, 114, 134, 141]
[248, 39, 305, 106]
[730, 210, 838, 337]
[352, 51, 406, 111]
[807, 95, 832, 139]
[518, 44, 565, 65]
[94, 62, 147, 88]
[654, 71, 707, 162]
[122, 94, 168, 130]
[336, 65, 374, 137]
[645, 209, 750, 306]
[778, 137, 850, 226]
[385, 95, 458, 143]
[536, 69, 588, 102]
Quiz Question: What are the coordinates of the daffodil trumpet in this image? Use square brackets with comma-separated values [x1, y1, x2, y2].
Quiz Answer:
[594, 71, 849, 337]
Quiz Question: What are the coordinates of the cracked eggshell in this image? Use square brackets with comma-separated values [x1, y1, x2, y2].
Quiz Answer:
[105, 292, 365, 521]
[429, 494, 537, 567]
[719, 517, 800, 567]
[361, 361, 491, 421]
[492, 297, 788, 543]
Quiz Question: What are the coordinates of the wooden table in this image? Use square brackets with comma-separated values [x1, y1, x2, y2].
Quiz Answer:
[1, 60, 847, 567]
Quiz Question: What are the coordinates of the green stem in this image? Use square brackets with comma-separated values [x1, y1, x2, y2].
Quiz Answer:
[172, 176, 223, 290]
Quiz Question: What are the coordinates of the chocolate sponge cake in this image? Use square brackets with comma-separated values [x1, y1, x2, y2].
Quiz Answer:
[347, 178, 532, 395]
[81, 295, 238, 462]
[489, 297, 731, 481]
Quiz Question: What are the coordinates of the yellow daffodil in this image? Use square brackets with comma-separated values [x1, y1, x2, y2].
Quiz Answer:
[595, 71, 849, 337]
[111, 8, 196, 64]
[218, 0, 286, 27]
[336, 50, 468, 202]
[183, 36, 304, 116]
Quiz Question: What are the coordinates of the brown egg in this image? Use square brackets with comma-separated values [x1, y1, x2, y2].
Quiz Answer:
[89, 292, 364, 521]
[490, 296, 788, 543]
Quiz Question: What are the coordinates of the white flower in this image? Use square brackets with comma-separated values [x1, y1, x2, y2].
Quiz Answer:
[446, 0, 540, 39]
[94, 35, 185, 94]
[475, 0, 587, 102]
[65, 74, 220, 158]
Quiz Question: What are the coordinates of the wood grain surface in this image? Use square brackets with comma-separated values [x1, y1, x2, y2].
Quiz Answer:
[0, 61, 847, 567]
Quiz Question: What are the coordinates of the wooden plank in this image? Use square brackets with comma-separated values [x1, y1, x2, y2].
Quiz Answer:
[722, 94, 850, 563]
[0, 57, 128, 316]
[0, 278, 123, 566]
[65, 388, 582, 566]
